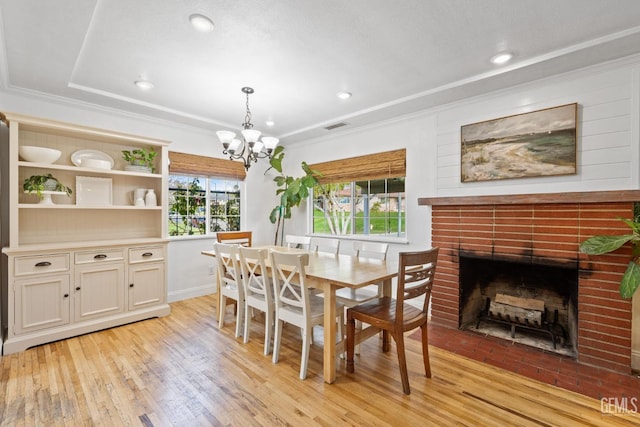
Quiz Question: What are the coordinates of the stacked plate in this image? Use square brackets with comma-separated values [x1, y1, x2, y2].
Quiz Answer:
[124, 165, 152, 173]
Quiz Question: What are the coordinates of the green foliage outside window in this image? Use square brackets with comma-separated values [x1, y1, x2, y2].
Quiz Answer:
[168, 175, 241, 237]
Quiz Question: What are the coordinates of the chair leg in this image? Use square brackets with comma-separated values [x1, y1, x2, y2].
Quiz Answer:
[272, 319, 283, 364]
[300, 327, 312, 380]
[421, 324, 431, 378]
[234, 300, 244, 338]
[395, 332, 411, 395]
[346, 317, 356, 373]
[243, 302, 251, 344]
[218, 295, 227, 329]
[264, 309, 273, 356]
[355, 320, 362, 355]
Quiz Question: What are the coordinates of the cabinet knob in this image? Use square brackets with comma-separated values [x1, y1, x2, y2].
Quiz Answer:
[142, 252, 153, 257]
[35, 261, 52, 267]
[63, 293, 69, 298]
[76, 286, 81, 291]
[129, 283, 134, 288]
[94, 254, 108, 259]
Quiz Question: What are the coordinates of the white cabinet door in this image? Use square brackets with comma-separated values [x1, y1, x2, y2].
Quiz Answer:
[74, 262, 125, 322]
[128, 262, 165, 311]
[14, 274, 70, 334]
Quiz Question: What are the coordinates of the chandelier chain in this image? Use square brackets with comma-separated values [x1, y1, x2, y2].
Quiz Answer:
[243, 91, 253, 129]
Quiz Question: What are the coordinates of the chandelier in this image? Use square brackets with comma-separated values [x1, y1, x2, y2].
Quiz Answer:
[216, 87, 279, 171]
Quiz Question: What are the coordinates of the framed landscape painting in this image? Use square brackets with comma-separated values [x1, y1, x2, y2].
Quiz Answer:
[461, 103, 577, 182]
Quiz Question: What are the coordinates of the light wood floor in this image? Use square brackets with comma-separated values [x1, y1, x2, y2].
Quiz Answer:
[0, 294, 637, 426]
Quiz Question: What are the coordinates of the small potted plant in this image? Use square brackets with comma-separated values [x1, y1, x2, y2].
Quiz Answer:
[23, 174, 72, 204]
[122, 148, 157, 173]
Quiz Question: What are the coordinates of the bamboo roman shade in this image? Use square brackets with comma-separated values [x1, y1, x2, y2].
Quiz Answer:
[309, 148, 406, 184]
[169, 151, 246, 180]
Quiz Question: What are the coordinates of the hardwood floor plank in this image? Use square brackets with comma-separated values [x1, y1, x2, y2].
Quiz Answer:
[1, 294, 638, 426]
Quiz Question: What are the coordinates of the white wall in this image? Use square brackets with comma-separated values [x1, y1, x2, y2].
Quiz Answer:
[2, 53, 639, 302]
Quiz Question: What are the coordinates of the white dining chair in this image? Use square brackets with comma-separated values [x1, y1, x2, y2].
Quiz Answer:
[285, 234, 312, 249]
[269, 249, 344, 379]
[213, 243, 245, 338]
[238, 246, 275, 355]
[310, 237, 340, 255]
[336, 241, 389, 355]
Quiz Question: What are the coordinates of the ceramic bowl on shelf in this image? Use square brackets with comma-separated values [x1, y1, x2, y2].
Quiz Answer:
[19, 146, 62, 164]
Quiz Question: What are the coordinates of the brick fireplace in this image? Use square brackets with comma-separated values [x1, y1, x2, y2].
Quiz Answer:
[419, 190, 638, 374]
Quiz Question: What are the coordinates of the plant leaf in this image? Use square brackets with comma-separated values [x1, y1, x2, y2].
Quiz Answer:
[620, 260, 640, 299]
[269, 207, 280, 224]
[579, 234, 636, 255]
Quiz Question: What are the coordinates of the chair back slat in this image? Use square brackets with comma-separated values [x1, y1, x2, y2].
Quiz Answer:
[270, 250, 310, 310]
[354, 241, 389, 260]
[311, 237, 340, 255]
[396, 248, 439, 322]
[285, 234, 312, 249]
[213, 242, 242, 284]
[239, 247, 270, 298]
[216, 231, 252, 247]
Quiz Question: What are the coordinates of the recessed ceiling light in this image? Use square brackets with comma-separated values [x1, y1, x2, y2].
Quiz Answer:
[490, 52, 513, 65]
[189, 14, 214, 33]
[337, 91, 352, 100]
[134, 80, 154, 90]
[265, 120, 275, 127]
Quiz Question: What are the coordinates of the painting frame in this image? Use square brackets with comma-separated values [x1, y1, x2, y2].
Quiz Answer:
[460, 103, 577, 182]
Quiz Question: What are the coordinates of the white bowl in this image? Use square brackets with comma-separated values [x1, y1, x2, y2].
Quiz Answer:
[81, 158, 112, 170]
[19, 146, 62, 164]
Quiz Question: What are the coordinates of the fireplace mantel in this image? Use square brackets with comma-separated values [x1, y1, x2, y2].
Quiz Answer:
[419, 189, 640, 206]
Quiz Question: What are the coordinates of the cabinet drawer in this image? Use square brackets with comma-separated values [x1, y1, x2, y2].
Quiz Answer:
[75, 248, 125, 264]
[15, 253, 70, 277]
[129, 246, 165, 264]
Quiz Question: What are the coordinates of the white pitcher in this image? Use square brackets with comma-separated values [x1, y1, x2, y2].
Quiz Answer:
[132, 188, 146, 206]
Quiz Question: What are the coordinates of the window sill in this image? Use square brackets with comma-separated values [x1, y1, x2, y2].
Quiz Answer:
[308, 234, 409, 245]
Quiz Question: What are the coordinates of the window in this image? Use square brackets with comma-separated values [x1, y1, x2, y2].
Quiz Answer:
[312, 178, 405, 237]
[168, 175, 242, 237]
[308, 149, 406, 238]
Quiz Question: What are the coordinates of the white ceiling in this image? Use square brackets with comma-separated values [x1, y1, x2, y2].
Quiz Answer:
[2, 0, 640, 144]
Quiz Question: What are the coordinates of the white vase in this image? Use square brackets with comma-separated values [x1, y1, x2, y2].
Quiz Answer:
[145, 189, 157, 207]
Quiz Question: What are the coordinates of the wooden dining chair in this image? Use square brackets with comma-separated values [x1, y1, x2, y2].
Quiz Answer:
[213, 243, 245, 338]
[310, 237, 340, 255]
[216, 231, 252, 247]
[346, 247, 439, 395]
[285, 234, 312, 249]
[269, 249, 344, 379]
[238, 246, 274, 355]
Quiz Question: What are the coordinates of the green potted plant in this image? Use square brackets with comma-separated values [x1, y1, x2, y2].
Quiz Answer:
[23, 174, 72, 205]
[23, 173, 72, 198]
[122, 148, 157, 172]
[580, 211, 640, 299]
[267, 146, 320, 245]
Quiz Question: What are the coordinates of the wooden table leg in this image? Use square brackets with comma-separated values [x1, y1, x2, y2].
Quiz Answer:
[381, 278, 391, 352]
[323, 281, 337, 384]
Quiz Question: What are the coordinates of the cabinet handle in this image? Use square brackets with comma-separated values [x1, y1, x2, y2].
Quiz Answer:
[63, 293, 69, 298]
[142, 252, 153, 257]
[76, 286, 81, 291]
[35, 261, 51, 267]
[129, 283, 134, 288]
[94, 254, 108, 259]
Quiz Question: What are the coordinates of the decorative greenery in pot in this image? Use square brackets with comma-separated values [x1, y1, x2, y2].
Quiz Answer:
[122, 148, 157, 172]
[267, 146, 320, 246]
[23, 174, 72, 198]
[580, 211, 640, 299]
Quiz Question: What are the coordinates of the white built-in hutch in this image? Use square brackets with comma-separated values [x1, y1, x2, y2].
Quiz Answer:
[1, 112, 171, 354]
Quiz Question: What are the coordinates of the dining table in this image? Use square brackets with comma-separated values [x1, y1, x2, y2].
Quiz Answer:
[201, 244, 399, 384]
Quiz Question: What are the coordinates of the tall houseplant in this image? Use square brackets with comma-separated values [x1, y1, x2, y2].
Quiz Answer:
[268, 146, 320, 245]
[580, 214, 640, 299]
